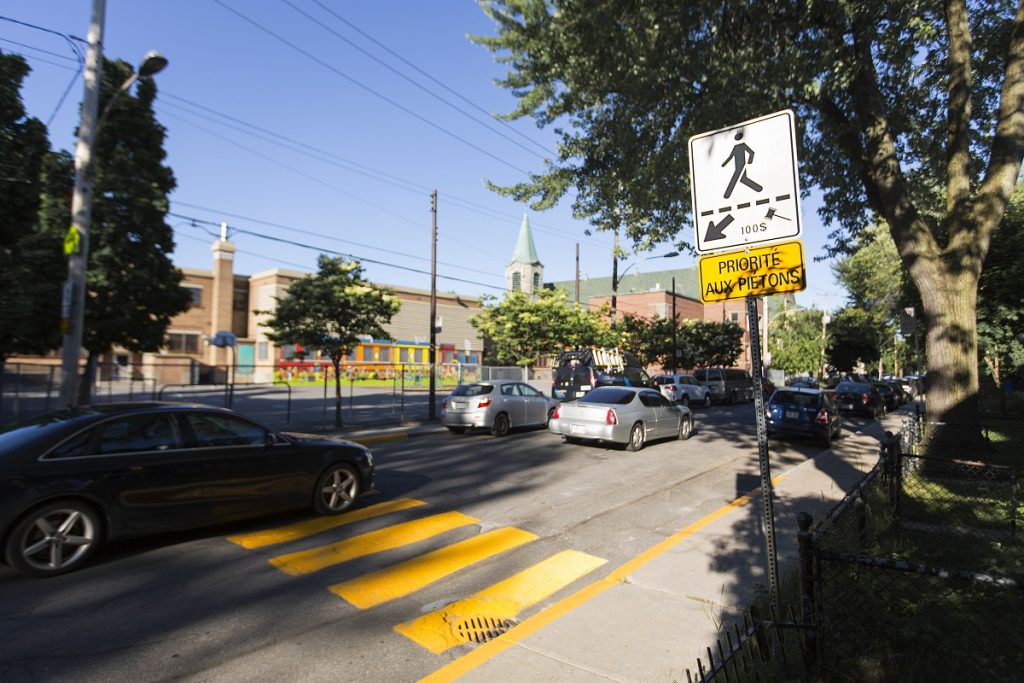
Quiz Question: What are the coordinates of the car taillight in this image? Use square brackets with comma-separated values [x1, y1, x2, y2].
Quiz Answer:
[478, 397, 492, 408]
[606, 409, 618, 425]
[816, 409, 829, 424]
[551, 405, 560, 419]
[861, 393, 870, 404]
[442, 399, 447, 409]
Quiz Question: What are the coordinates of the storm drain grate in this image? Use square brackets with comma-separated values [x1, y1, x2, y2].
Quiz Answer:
[452, 616, 519, 644]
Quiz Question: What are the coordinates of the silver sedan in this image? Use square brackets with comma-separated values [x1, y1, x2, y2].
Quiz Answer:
[548, 386, 694, 451]
[441, 380, 558, 436]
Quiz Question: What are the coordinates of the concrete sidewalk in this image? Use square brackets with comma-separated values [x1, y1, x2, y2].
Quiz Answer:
[415, 409, 908, 682]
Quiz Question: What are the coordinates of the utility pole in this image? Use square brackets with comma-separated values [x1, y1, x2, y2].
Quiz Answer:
[574, 242, 580, 305]
[428, 190, 438, 419]
[58, 0, 105, 408]
[610, 228, 619, 326]
[671, 277, 677, 372]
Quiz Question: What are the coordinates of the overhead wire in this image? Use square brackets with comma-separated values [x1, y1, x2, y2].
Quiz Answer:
[0, 16, 85, 125]
[169, 210, 506, 291]
[210, 0, 533, 176]
[279, 0, 548, 161]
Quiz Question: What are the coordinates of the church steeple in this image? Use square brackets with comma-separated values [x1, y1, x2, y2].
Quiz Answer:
[506, 213, 544, 296]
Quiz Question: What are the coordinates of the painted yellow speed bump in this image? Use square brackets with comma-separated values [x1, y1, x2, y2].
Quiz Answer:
[227, 498, 427, 549]
[395, 549, 607, 653]
[270, 511, 479, 576]
[330, 527, 538, 609]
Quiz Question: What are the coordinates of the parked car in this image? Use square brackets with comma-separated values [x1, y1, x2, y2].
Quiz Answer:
[551, 348, 650, 401]
[693, 367, 755, 404]
[441, 380, 557, 436]
[833, 381, 885, 418]
[786, 376, 820, 389]
[652, 374, 712, 408]
[872, 382, 899, 412]
[880, 379, 909, 405]
[548, 386, 693, 451]
[766, 388, 842, 447]
[0, 402, 375, 577]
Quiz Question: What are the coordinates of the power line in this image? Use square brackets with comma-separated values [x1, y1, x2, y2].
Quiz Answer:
[306, 0, 552, 157]
[169, 210, 506, 291]
[211, 0, 532, 176]
[280, 0, 548, 161]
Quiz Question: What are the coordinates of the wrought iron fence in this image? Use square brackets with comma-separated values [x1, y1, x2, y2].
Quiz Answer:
[684, 605, 807, 682]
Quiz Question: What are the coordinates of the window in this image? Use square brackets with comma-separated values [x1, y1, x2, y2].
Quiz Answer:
[399, 347, 409, 363]
[532, 272, 540, 290]
[96, 414, 182, 454]
[186, 413, 266, 448]
[379, 347, 390, 362]
[518, 384, 542, 397]
[512, 271, 521, 291]
[167, 332, 200, 354]
[361, 346, 374, 361]
[451, 383, 493, 397]
[257, 342, 268, 361]
[501, 383, 517, 396]
[183, 285, 202, 307]
[730, 311, 740, 322]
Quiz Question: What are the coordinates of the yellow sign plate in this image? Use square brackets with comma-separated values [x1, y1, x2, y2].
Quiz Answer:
[698, 240, 807, 303]
[63, 225, 81, 256]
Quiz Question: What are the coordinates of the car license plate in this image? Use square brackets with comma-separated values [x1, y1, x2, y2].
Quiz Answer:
[453, 401, 467, 409]
[785, 411, 799, 419]
[570, 424, 586, 434]
[841, 403, 853, 410]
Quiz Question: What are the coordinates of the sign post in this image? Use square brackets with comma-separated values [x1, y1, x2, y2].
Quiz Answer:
[688, 110, 809, 614]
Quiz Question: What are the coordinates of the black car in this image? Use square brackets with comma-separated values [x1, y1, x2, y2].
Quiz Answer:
[766, 388, 842, 447]
[833, 382, 885, 418]
[0, 402, 375, 577]
[871, 382, 899, 412]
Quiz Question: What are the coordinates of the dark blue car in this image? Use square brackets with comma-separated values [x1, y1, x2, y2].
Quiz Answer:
[766, 388, 842, 447]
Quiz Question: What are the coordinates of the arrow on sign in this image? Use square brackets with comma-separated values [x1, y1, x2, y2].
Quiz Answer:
[704, 214, 734, 242]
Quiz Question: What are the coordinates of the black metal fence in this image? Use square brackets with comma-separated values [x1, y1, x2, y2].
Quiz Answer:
[797, 430, 1024, 680]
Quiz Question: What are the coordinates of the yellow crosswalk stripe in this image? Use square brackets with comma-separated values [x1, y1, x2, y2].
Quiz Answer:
[226, 499, 427, 549]
[329, 528, 538, 609]
[269, 511, 479, 576]
[394, 549, 607, 653]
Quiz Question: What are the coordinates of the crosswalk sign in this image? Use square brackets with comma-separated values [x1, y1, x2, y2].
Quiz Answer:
[64, 225, 81, 256]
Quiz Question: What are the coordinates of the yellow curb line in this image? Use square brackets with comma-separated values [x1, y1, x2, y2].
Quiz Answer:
[418, 476, 784, 683]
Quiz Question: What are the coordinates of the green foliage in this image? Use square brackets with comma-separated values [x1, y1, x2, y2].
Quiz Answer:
[469, 288, 613, 366]
[79, 59, 190, 355]
[769, 309, 825, 376]
[0, 53, 59, 362]
[260, 255, 400, 363]
[679, 320, 743, 369]
[827, 308, 880, 372]
[978, 183, 1024, 385]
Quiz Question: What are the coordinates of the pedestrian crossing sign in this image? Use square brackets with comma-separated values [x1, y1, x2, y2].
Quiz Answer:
[63, 225, 81, 256]
[688, 110, 803, 254]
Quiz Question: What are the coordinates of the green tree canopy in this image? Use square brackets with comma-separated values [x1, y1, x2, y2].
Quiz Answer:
[827, 308, 880, 373]
[684, 320, 744, 369]
[475, 0, 1024, 447]
[978, 181, 1024, 387]
[769, 309, 826, 377]
[0, 53, 60, 367]
[260, 256, 400, 427]
[469, 288, 613, 366]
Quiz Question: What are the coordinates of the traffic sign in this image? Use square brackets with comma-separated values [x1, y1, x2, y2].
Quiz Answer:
[63, 225, 81, 256]
[698, 240, 807, 303]
[689, 110, 802, 254]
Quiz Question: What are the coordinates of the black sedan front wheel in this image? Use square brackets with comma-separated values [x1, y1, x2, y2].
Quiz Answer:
[314, 463, 361, 515]
[5, 500, 103, 578]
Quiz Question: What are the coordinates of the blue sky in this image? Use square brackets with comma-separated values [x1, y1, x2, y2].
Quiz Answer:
[5, 1, 845, 311]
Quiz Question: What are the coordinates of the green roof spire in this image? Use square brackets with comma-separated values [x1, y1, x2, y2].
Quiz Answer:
[509, 213, 542, 266]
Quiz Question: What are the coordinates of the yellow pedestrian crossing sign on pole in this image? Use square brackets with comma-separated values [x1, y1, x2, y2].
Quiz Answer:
[698, 240, 807, 303]
[64, 225, 81, 256]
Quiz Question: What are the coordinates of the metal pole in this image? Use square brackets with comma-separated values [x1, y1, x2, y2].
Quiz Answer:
[610, 228, 619, 327]
[672, 277, 677, 373]
[429, 190, 438, 419]
[575, 242, 580, 305]
[59, 0, 106, 408]
[747, 295, 779, 613]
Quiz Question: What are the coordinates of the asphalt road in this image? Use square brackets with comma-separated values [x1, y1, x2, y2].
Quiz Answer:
[0, 402, 880, 682]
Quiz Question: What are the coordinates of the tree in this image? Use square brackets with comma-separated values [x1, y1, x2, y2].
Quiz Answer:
[613, 312, 678, 367]
[769, 309, 826, 376]
[68, 58, 191, 397]
[827, 308, 881, 373]
[684, 320, 744, 369]
[260, 256, 399, 428]
[0, 53, 60, 372]
[469, 288, 613, 366]
[475, 1, 1024, 448]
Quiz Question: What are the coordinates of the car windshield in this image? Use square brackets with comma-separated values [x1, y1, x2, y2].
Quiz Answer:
[835, 382, 870, 393]
[771, 391, 819, 408]
[451, 384, 493, 397]
[578, 387, 635, 405]
[654, 376, 674, 385]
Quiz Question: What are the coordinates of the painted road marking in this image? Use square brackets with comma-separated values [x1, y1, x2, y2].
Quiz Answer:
[227, 498, 427, 550]
[329, 527, 538, 609]
[417, 477, 783, 682]
[270, 511, 479, 577]
[396, 549, 607, 654]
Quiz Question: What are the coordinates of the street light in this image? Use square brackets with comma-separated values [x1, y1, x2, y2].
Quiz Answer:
[58, 42, 169, 408]
[610, 251, 679, 325]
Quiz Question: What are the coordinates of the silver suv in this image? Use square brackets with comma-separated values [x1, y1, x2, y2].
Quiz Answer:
[693, 368, 755, 404]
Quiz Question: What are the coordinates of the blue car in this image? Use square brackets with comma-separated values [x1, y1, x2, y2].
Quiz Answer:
[766, 388, 842, 447]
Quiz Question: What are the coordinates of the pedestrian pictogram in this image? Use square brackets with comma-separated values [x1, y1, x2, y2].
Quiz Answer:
[689, 110, 803, 253]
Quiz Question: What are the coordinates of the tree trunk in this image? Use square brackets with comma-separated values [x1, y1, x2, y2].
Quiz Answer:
[918, 271, 986, 452]
[78, 351, 98, 406]
[332, 358, 343, 429]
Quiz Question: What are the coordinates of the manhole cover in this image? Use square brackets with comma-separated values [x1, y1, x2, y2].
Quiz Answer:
[452, 615, 519, 644]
